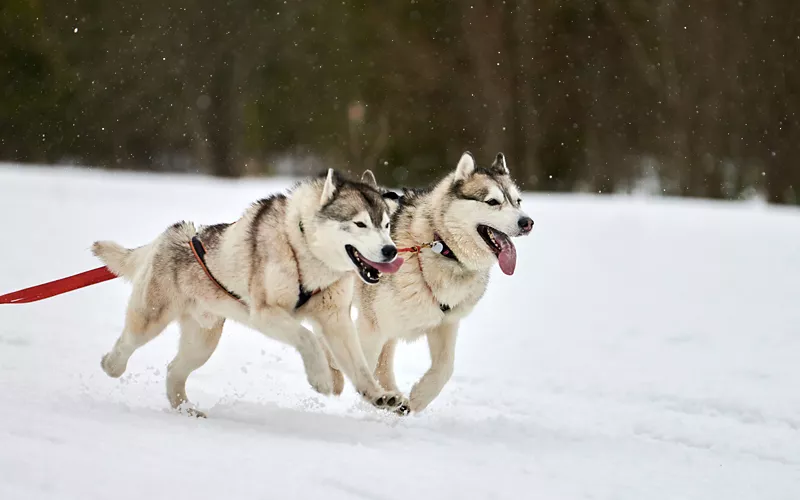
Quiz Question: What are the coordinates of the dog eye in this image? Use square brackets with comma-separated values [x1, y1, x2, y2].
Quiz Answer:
[354, 222, 367, 228]
[385, 223, 390, 229]
[486, 199, 501, 206]
[517, 199, 522, 206]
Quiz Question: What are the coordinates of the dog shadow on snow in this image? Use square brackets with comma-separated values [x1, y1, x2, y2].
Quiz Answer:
[87, 386, 540, 448]
[190, 397, 540, 449]
[197, 399, 410, 444]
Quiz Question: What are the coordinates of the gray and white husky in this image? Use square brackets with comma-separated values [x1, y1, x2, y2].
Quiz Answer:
[92, 169, 408, 416]
[354, 152, 534, 413]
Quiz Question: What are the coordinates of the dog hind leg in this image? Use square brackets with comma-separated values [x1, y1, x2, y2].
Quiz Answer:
[165, 314, 224, 418]
[101, 293, 174, 378]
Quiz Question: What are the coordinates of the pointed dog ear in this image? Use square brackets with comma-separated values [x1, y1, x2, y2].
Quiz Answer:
[361, 169, 378, 189]
[454, 151, 476, 182]
[382, 191, 402, 214]
[320, 168, 337, 205]
[490, 152, 510, 176]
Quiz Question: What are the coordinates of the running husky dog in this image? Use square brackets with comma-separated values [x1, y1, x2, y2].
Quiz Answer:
[354, 152, 534, 413]
[92, 169, 408, 416]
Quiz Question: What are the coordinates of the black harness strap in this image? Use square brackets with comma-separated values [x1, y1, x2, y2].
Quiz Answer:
[192, 236, 320, 310]
[290, 223, 321, 310]
[295, 287, 316, 309]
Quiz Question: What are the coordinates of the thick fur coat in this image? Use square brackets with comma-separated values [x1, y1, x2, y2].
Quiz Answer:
[354, 152, 534, 413]
[92, 169, 409, 416]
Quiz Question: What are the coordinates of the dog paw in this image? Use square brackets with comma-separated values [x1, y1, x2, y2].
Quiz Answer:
[175, 402, 207, 418]
[301, 350, 336, 396]
[307, 367, 335, 396]
[368, 391, 409, 413]
[100, 353, 126, 378]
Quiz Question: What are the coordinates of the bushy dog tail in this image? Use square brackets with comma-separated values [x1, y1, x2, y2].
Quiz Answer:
[91, 241, 145, 280]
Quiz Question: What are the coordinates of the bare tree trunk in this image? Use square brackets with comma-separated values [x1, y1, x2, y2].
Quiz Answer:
[460, 0, 513, 157]
[510, 0, 542, 188]
[205, 59, 238, 178]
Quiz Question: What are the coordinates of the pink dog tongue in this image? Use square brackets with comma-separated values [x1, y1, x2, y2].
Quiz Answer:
[368, 257, 404, 274]
[497, 237, 517, 276]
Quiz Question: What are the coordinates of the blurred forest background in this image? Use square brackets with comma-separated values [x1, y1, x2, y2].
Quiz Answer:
[1, 0, 798, 204]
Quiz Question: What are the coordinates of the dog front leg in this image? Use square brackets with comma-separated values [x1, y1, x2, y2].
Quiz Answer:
[318, 312, 409, 414]
[375, 339, 399, 393]
[203, 298, 334, 396]
[353, 312, 399, 394]
[409, 321, 458, 413]
[250, 305, 336, 396]
[306, 319, 346, 396]
[354, 313, 389, 377]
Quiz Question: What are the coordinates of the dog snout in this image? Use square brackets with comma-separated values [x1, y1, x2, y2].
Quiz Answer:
[518, 216, 534, 234]
[381, 245, 398, 261]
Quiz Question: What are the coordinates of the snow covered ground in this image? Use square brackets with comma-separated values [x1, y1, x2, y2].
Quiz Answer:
[1, 163, 799, 500]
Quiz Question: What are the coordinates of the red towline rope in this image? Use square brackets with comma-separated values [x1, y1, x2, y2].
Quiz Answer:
[397, 241, 440, 255]
[0, 266, 118, 304]
[396, 246, 422, 254]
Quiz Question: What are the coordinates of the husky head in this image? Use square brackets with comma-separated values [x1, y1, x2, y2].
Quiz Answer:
[443, 152, 533, 276]
[310, 169, 404, 284]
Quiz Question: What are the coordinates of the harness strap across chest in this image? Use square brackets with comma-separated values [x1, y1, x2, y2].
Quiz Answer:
[190, 235, 319, 310]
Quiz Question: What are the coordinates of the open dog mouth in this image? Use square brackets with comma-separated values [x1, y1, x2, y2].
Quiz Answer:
[345, 245, 404, 284]
[477, 225, 517, 276]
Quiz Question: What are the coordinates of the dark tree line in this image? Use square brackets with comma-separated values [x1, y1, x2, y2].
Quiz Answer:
[1, 0, 798, 203]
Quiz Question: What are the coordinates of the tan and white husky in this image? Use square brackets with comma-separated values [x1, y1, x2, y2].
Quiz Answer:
[92, 169, 408, 416]
[354, 152, 534, 413]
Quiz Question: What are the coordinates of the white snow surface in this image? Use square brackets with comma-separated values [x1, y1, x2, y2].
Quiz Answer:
[1, 164, 799, 500]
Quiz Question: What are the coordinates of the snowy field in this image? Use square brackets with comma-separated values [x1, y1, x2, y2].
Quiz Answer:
[1, 163, 799, 500]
